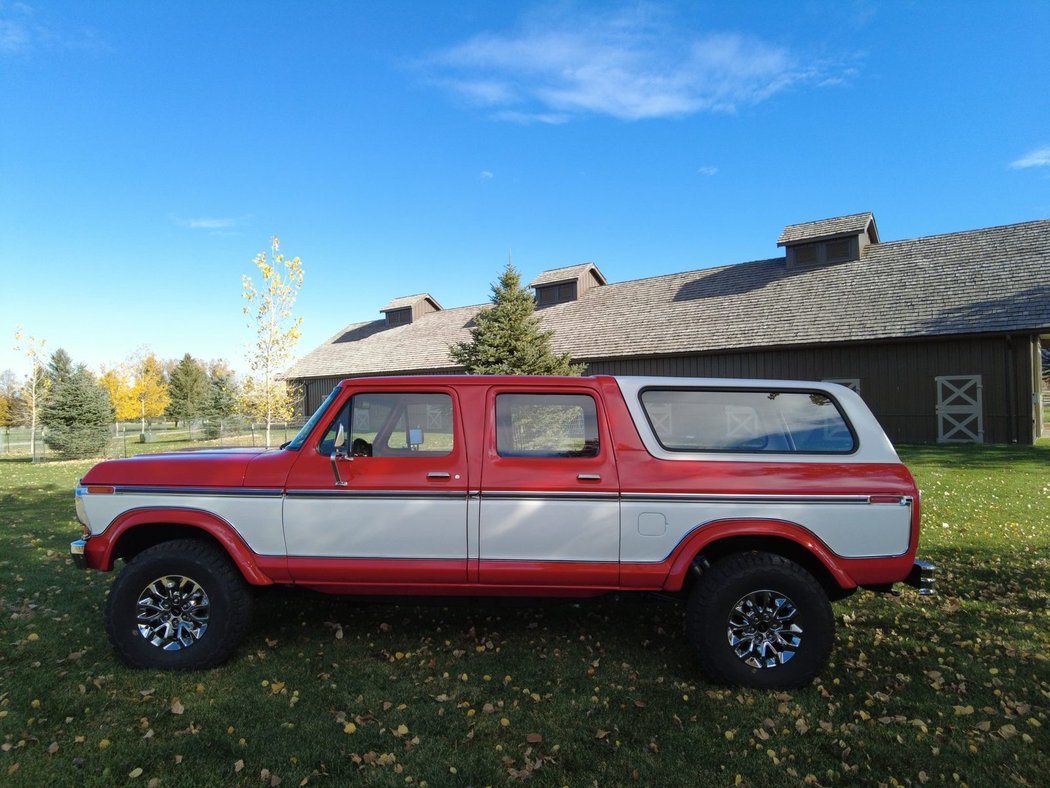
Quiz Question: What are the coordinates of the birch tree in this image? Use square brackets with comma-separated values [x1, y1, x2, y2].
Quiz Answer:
[242, 236, 304, 447]
[13, 326, 50, 459]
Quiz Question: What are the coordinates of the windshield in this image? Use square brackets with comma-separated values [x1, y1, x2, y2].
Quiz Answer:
[285, 386, 342, 450]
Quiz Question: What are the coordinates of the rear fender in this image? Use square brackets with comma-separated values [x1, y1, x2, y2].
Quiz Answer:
[663, 519, 855, 592]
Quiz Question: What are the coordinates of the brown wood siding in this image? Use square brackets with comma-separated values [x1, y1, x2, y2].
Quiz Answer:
[293, 334, 1040, 444]
[583, 335, 1040, 445]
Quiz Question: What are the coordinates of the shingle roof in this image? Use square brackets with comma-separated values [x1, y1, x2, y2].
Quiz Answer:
[777, 212, 876, 245]
[529, 263, 606, 287]
[285, 218, 1050, 380]
[380, 293, 442, 312]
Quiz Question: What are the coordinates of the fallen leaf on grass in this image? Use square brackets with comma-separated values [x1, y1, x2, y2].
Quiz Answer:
[170, 697, 185, 715]
[128, 767, 143, 779]
[526, 733, 543, 744]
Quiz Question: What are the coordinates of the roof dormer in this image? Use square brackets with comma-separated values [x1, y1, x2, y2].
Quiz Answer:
[380, 293, 442, 327]
[529, 263, 607, 307]
[778, 212, 880, 269]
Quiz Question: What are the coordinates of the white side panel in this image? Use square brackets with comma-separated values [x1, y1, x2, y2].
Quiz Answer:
[620, 499, 912, 560]
[480, 499, 619, 562]
[86, 494, 286, 555]
[467, 495, 480, 560]
[283, 497, 466, 558]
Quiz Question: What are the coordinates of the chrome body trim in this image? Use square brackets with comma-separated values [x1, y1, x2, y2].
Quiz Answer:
[905, 559, 938, 595]
[284, 489, 467, 500]
[112, 486, 283, 498]
[70, 539, 86, 568]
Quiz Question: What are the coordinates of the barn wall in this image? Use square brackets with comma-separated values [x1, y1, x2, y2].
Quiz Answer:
[292, 334, 1040, 444]
[583, 335, 1039, 445]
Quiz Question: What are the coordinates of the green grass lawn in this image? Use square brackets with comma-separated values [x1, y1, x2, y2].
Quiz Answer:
[0, 445, 1047, 786]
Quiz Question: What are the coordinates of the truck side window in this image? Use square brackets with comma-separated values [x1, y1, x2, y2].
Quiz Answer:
[495, 394, 599, 458]
[352, 392, 454, 457]
[639, 389, 856, 453]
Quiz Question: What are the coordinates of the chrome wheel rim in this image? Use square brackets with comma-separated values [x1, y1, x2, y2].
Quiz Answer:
[727, 589, 802, 669]
[135, 575, 210, 650]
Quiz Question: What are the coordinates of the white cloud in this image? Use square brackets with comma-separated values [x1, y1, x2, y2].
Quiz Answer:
[425, 7, 833, 122]
[175, 216, 249, 233]
[1010, 146, 1050, 169]
[479, 170, 494, 180]
[697, 165, 718, 176]
[0, 2, 105, 55]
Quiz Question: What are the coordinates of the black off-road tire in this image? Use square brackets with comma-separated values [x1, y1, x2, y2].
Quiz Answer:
[105, 538, 254, 670]
[685, 551, 834, 689]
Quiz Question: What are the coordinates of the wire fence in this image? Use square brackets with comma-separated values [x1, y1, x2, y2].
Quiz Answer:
[0, 418, 308, 462]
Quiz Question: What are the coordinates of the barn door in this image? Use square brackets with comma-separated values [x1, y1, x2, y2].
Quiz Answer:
[935, 375, 984, 443]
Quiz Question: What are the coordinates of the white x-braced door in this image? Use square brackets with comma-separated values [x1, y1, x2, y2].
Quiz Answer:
[935, 375, 984, 443]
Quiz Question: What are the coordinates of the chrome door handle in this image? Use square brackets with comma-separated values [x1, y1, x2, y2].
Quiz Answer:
[427, 472, 451, 479]
[577, 474, 601, 481]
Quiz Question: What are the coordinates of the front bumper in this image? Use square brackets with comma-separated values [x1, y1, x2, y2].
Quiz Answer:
[904, 559, 937, 595]
[70, 539, 87, 568]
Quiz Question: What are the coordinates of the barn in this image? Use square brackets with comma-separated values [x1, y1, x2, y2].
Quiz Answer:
[285, 213, 1050, 444]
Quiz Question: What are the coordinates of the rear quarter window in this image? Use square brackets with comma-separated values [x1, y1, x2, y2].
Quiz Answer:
[639, 388, 856, 454]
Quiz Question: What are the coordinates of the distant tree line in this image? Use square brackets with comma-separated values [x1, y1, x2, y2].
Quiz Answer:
[0, 345, 289, 460]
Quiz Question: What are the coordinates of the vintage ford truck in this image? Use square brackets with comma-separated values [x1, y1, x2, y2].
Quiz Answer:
[71, 375, 935, 688]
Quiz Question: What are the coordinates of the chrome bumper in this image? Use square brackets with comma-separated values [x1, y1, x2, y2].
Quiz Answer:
[70, 539, 86, 569]
[905, 559, 937, 596]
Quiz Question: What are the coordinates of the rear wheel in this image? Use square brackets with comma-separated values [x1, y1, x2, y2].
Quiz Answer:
[685, 552, 834, 689]
[106, 539, 254, 670]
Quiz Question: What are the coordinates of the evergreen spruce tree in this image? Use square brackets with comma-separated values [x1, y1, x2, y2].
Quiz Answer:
[202, 365, 240, 438]
[41, 367, 114, 459]
[46, 348, 74, 389]
[450, 263, 583, 375]
[166, 353, 210, 427]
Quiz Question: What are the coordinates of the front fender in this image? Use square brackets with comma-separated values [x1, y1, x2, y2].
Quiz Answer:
[83, 507, 280, 586]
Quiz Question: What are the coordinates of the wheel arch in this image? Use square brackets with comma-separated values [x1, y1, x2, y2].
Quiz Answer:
[665, 519, 857, 602]
[100, 508, 276, 586]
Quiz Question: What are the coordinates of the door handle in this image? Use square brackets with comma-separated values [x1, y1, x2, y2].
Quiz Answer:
[577, 474, 601, 481]
[427, 471, 451, 479]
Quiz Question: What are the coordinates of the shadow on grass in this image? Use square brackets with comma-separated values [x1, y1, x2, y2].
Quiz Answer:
[897, 442, 1050, 469]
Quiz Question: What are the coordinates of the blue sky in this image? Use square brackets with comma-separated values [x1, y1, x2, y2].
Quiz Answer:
[2, 1, 1048, 377]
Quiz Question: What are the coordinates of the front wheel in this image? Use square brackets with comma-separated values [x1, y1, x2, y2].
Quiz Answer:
[105, 539, 254, 670]
[685, 552, 834, 689]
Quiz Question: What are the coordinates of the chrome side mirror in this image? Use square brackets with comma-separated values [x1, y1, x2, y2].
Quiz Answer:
[330, 423, 350, 486]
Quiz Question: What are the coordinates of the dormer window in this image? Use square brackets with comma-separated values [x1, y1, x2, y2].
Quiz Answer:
[529, 263, 606, 307]
[825, 238, 852, 262]
[379, 293, 443, 328]
[385, 308, 412, 327]
[777, 212, 879, 270]
[536, 282, 577, 306]
[794, 243, 818, 265]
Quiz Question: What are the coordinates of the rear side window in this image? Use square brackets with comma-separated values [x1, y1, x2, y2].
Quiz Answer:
[495, 393, 599, 458]
[639, 389, 856, 454]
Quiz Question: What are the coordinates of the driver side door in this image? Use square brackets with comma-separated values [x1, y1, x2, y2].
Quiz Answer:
[283, 386, 469, 587]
